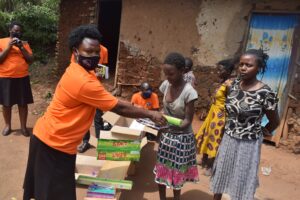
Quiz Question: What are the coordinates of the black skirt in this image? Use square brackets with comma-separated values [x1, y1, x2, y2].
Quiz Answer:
[0, 76, 33, 106]
[23, 135, 76, 200]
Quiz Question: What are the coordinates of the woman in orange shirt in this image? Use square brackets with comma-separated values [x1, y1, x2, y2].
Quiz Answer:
[0, 21, 34, 137]
[23, 24, 166, 200]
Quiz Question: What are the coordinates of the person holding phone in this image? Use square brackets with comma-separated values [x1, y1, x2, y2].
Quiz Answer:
[0, 21, 34, 137]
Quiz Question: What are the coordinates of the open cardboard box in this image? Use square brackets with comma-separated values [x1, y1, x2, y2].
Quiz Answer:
[97, 112, 157, 161]
[101, 112, 158, 139]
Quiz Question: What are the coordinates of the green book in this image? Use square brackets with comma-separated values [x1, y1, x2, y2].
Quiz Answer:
[97, 139, 141, 161]
[97, 150, 140, 161]
[77, 175, 133, 190]
[97, 139, 140, 152]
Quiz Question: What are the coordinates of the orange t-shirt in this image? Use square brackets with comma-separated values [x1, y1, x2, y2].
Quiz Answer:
[99, 45, 108, 64]
[0, 37, 32, 78]
[131, 92, 159, 110]
[33, 62, 118, 154]
[70, 44, 108, 64]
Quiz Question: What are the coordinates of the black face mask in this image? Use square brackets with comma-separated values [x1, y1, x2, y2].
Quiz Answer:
[76, 51, 100, 71]
[11, 32, 21, 39]
[142, 90, 152, 99]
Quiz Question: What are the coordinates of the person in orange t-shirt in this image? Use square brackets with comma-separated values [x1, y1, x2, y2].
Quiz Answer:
[23, 24, 167, 200]
[70, 44, 108, 64]
[71, 34, 109, 153]
[131, 82, 160, 141]
[0, 21, 34, 137]
[131, 82, 160, 111]
[73, 42, 109, 153]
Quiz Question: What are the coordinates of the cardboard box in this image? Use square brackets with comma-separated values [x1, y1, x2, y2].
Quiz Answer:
[97, 112, 157, 161]
[102, 112, 158, 138]
[75, 155, 104, 175]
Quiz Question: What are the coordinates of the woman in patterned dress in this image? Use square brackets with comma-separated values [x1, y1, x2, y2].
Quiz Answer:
[211, 49, 280, 200]
[195, 59, 235, 176]
[154, 52, 199, 200]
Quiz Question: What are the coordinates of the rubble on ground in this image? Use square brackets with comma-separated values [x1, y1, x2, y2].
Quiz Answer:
[280, 112, 300, 154]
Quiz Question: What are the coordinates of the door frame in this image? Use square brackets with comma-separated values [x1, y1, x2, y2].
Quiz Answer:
[95, 0, 122, 87]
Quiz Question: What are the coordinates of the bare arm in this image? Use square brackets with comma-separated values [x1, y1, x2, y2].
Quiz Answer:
[191, 81, 196, 89]
[16, 42, 34, 64]
[224, 79, 233, 97]
[111, 100, 167, 125]
[0, 39, 13, 63]
[180, 99, 196, 130]
[264, 109, 280, 134]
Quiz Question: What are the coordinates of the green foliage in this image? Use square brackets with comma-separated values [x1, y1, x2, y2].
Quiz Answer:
[0, 11, 12, 37]
[0, 0, 59, 62]
[13, 2, 59, 61]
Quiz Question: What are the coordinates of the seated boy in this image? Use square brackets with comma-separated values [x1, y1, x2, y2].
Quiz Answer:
[131, 82, 159, 140]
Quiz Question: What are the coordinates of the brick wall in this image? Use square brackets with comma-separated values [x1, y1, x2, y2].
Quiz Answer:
[116, 41, 222, 114]
[116, 42, 162, 100]
[56, 0, 97, 73]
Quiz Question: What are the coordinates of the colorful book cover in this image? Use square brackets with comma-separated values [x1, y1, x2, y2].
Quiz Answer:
[84, 198, 117, 200]
[87, 192, 115, 199]
[87, 184, 115, 195]
[97, 150, 140, 161]
[97, 139, 141, 161]
[97, 139, 140, 151]
[77, 175, 133, 190]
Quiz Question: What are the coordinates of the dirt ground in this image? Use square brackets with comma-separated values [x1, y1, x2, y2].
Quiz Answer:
[0, 65, 300, 200]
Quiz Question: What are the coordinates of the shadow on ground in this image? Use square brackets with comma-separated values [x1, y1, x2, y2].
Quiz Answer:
[120, 142, 213, 200]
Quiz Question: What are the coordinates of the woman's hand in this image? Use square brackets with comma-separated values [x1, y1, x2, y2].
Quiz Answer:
[150, 111, 167, 127]
[262, 127, 272, 137]
[8, 38, 16, 48]
[15, 40, 24, 49]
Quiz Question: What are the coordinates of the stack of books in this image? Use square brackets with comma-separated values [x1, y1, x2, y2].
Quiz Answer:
[97, 139, 141, 161]
[85, 184, 116, 199]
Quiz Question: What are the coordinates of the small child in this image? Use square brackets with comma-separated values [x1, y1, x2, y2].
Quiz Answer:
[183, 57, 196, 88]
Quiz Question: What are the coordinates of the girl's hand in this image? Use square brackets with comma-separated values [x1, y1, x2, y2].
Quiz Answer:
[262, 127, 272, 137]
[169, 125, 183, 132]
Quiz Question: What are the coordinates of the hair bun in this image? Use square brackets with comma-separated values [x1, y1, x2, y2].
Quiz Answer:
[244, 48, 269, 74]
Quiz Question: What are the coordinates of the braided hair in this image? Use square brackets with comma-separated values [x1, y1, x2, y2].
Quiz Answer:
[244, 49, 269, 74]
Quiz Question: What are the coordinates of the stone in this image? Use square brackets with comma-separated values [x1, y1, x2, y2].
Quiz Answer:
[280, 140, 289, 146]
[296, 107, 300, 115]
[287, 118, 296, 125]
[293, 135, 300, 143]
[288, 133, 294, 140]
[292, 145, 300, 154]
[294, 125, 300, 133]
